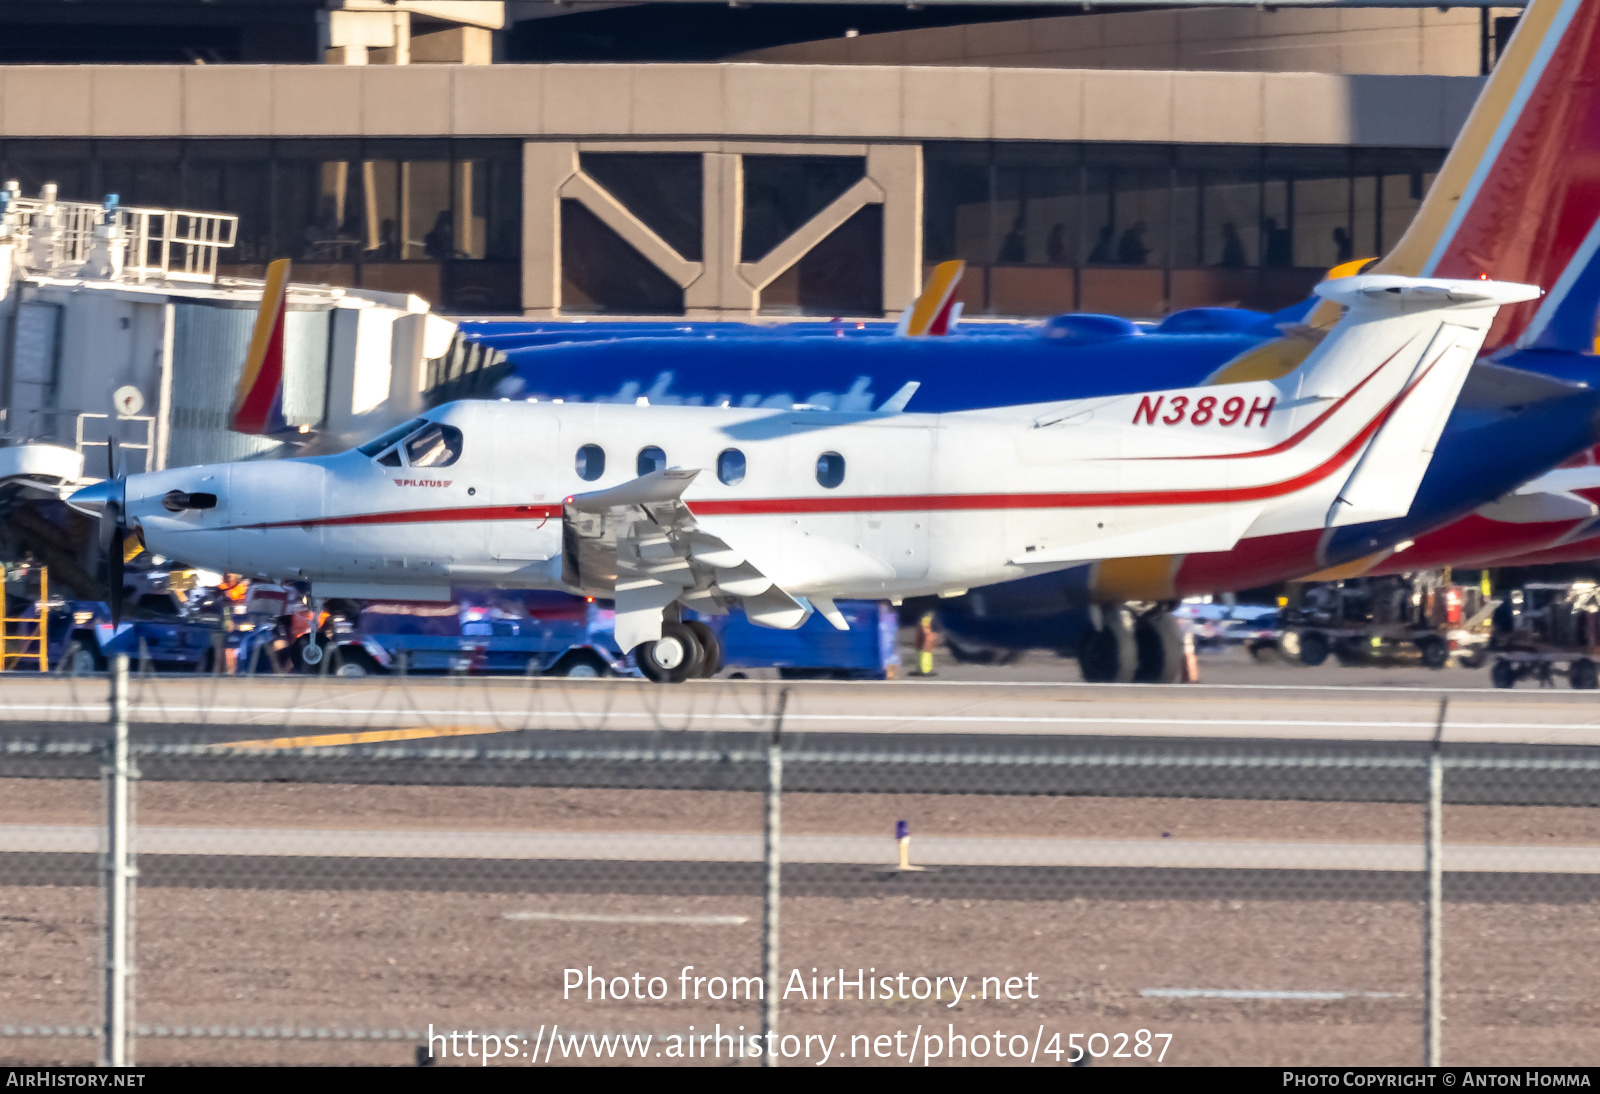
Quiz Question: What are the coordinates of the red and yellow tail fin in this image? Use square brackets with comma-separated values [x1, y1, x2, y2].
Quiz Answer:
[230, 258, 291, 435]
[1307, 0, 1600, 354]
[897, 260, 965, 336]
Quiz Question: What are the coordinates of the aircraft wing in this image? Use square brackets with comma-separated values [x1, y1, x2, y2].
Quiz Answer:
[562, 468, 811, 653]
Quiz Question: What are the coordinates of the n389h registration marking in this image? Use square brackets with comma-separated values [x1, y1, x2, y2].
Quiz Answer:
[1133, 394, 1275, 428]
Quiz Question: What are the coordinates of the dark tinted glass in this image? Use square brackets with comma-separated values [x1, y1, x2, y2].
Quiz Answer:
[717, 448, 746, 486]
[742, 155, 866, 262]
[561, 200, 685, 315]
[357, 418, 425, 456]
[816, 452, 845, 489]
[580, 153, 703, 261]
[576, 444, 605, 481]
[638, 446, 666, 476]
[405, 423, 463, 468]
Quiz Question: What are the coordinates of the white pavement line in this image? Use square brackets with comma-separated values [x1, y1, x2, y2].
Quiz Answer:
[502, 912, 749, 925]
[0, 679, 1575, 694]
[7, 826, 1600, 871]
[12, 702, 1600, 736]
[1140, 989, 1406, 1001]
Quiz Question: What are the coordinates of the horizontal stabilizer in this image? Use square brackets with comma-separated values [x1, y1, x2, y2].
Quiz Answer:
[1476, 490, 1600, 525]
[1455, 359, 1589, 410]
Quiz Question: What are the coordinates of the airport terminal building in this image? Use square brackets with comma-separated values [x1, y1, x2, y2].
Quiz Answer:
[0, 2, 1511, 321]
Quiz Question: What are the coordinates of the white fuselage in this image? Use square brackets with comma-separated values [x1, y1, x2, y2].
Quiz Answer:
[104, 275, 1536, 607]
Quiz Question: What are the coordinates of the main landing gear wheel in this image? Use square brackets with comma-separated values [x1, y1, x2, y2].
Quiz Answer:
[1572, 659, 1598, 690]
[1491, 659, 1517, 689]
[684, 621, 722, 678]
[637, 621, 703, 684]
[1078, 607, 1137, 684]
[1135, 611, 1185, 683]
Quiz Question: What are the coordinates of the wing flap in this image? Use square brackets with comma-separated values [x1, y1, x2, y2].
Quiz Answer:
[561, 469, 805, 650]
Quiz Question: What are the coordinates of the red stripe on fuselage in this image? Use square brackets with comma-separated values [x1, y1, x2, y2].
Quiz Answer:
[237, 503, 562, 530]
[228, 358, 1429, 532]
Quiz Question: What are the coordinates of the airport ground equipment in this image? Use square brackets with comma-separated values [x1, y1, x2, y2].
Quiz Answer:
[320, 591, 631, 678]
[1484, 581, 1600, 688]
[691, 598, 900, 681]
[0, 563, 49, 671]
[1278, 574, 1495, 670]
[316, 591, 898, 680]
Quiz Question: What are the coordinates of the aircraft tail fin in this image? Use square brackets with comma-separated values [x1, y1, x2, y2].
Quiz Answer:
[896, 260, 965, 336]
[1314, 0, 1600, 356]
[230, 257, 291, 435]
[1298, 276, 1541, 527]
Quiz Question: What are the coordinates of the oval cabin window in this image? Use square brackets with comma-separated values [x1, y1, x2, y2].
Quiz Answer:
[816, 451, 846, 489]
[638, 446, 667, 477]
[575, 444, 605, 481]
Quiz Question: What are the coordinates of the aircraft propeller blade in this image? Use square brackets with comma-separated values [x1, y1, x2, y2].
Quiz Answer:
[101, 437, 128, 627]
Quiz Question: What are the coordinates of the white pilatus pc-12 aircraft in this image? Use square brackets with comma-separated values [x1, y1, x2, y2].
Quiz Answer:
[70, 273, 1537, 681]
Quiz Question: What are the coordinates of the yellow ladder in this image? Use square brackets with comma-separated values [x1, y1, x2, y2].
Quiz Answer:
[2, 566, 48, 672]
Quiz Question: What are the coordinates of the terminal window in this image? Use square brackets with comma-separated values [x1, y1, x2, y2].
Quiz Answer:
[0, 138, 523, 314]
[925, 141, 1444, 320]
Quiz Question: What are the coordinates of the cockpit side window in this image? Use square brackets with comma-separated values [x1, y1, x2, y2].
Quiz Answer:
[357, 418, 426, 457]
[376, 448, 402, 468]
[406, 423, 464, 468]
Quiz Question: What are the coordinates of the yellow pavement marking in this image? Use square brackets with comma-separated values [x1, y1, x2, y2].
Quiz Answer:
[221, 724, 520, 750]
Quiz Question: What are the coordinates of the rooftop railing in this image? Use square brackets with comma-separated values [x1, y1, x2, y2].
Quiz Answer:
[0, 182, 238, 284]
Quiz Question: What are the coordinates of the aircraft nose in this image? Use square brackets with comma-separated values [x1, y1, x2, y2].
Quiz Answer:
[67, 480, 113, 517]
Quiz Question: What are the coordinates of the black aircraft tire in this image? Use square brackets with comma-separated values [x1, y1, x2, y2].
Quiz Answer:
[684, 621, 722, 678]
[1298, 630, 1331, 667]
[1491, 659, 1517, 689]
[1079, 608, 1137, 684]
[1135, 611, 1185, 683]
[637, 622, 702, 684]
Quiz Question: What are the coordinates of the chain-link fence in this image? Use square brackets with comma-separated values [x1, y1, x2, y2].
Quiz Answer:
[3, 664, 1600, 1066]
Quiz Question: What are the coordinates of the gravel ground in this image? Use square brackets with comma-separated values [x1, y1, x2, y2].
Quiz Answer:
[5, 883, 1600, 1067]
[4, 779, 1599, 847]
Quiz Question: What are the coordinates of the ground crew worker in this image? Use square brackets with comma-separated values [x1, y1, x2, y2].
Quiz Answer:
[914, 612, 938, 677]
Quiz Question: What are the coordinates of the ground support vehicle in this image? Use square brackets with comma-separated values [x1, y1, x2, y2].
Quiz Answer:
[692, 599, 900, 681]
[320, 591, 631, 677]
[49, 599, 223, 673]
[1484, 582, 1600, 689]
[1277, 574, 1493, 670]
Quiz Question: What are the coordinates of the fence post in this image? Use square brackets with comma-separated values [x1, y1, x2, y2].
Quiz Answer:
[761, 688, 788, 1067]
[1423, 697, 1446, 1068]
[103, 653, 133, 1067]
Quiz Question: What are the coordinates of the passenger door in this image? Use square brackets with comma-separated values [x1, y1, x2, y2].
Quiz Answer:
[489, 408, 561, 561]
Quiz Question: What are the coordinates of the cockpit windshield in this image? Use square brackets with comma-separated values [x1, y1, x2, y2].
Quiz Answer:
[405, 422, 464, 468]
[356, 418, 426, 457]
